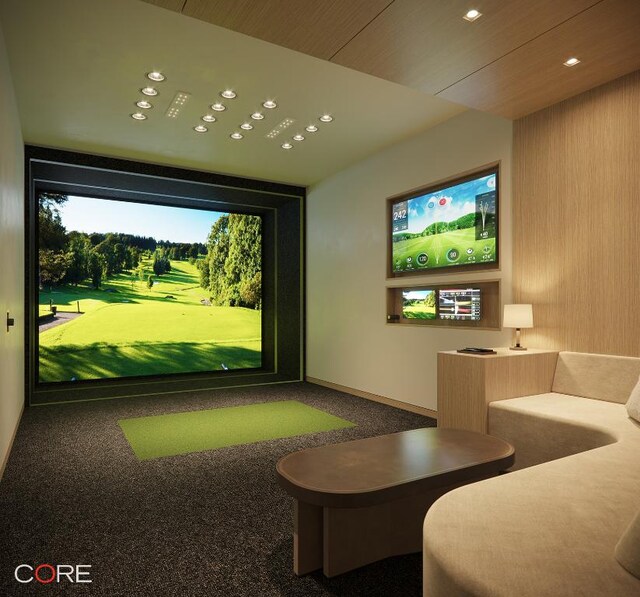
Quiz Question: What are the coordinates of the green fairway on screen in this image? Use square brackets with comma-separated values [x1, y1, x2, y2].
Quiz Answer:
[38, 194, 262, 383]
[402, 289, 436, 319]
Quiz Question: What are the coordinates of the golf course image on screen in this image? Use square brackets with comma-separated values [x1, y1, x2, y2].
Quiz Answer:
[391, 171, 497, 273]
[38, 194, 262, 383]
[402, 289, 436, 320]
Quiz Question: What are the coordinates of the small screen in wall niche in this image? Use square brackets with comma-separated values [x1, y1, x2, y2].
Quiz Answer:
[390, 167, 498, 274]
[439, 288, 481, 321]
[402, 289, 437, 320]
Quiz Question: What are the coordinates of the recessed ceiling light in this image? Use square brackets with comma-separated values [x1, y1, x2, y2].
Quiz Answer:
[131, 112, 147, 121]
[147, 71, 165, 82]
[251, 112, 264, 120]
[136, 100, 152, 109]
[305, 125, 318, 133]
[319, 114, 333, 123]
[194, 125, 208, 133]
[220, 89, 236, 99]
[281, 142, 293, 150]
[230, 132, 244, 140]
[263, 100, 277, 109]
[463, 9, 482, 21]
[202, 114, 216, 123]
[563, 57, 581, 67]
[141, 86, 158, 97]
[211, 102, 226, 112]
[293, 134, 305, 142]
[240, 122, 254, 130]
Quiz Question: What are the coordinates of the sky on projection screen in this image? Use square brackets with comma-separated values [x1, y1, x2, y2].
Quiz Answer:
[58, 196, 223, 244]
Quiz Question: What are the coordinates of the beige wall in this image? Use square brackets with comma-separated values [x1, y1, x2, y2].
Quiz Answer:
[514, 70, 640, 356]
[307, 110, 513, 411]
[0, 24, 25, 478]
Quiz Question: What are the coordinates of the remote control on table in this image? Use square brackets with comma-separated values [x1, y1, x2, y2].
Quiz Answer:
[457, 347, 497, 354]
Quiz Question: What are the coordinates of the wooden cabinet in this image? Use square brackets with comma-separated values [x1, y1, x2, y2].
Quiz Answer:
[437, 348, 559, 433]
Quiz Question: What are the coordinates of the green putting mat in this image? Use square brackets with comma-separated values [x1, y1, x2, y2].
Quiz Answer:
[118, 400, 356, 460]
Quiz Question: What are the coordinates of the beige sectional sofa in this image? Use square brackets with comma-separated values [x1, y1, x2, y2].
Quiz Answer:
[423, 352, 640, 597]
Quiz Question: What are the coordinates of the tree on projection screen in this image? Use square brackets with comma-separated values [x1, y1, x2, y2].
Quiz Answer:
[37, 194, 262, 383]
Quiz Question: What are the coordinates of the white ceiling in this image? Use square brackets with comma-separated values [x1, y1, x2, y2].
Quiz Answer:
[0, 0, 466, 186]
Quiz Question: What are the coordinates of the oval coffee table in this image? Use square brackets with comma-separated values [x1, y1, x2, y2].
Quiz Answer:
[276, 427, 514, 577]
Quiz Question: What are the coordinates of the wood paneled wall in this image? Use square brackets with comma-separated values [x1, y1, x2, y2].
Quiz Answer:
[513, 70, 640, 356]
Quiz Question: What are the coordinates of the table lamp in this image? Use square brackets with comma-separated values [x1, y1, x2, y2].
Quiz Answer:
[503, 304, 533, 351]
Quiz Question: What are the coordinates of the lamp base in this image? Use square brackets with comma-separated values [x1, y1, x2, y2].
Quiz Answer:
[510, 327, 527, 351]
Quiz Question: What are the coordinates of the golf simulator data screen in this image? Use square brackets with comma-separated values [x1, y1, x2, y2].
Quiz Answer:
[391, 171, 497, 273]
[438, 288, 481, 321]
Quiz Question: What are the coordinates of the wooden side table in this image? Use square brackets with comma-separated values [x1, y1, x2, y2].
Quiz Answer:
[437, 348, 559, 433]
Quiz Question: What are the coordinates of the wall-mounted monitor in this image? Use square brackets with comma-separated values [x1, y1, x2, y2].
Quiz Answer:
[438, 288, 481, 321]
[402, 289, 437, 320]
[389, 166, 498, 276]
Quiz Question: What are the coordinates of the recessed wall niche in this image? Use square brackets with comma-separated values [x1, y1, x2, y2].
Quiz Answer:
[25, 146, 305, 404]
[386, 280, 501, 330]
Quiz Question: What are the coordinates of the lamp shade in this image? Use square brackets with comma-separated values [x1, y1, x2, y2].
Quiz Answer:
[503, 304, 533, 328]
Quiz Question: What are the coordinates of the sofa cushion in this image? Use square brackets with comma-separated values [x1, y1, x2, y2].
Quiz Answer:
[626, 378, 640, 423]
[488, 393, 632, 470]
[552, 352, 640, 404]
[423, 442, 640, 597]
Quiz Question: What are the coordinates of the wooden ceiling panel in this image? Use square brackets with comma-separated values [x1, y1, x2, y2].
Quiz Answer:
[330, 0, 599, 95]
[179, 0, 393, 60]
[140, 0, 640, 120]
[141, 0, 184, 11]
[437, 0, 640, 119]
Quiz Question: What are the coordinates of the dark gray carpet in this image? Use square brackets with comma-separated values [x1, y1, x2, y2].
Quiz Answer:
[0, 382, 436, 596]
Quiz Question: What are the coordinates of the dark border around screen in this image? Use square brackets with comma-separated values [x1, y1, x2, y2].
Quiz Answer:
[25, 146, 305, 404]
